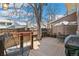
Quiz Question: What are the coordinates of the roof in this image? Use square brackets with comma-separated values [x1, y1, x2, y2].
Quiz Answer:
[0, 19, 13, 23]
[49, 12, 77, 24]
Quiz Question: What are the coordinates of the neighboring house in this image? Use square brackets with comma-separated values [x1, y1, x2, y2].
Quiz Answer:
[0, 19, 27, 33]
[0, 19, 14, 29]
[47, 12, 77, 37]
[0, 18, 27, 29]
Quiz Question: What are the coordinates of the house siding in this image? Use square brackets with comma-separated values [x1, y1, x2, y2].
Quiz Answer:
[47, 12, 77, 37]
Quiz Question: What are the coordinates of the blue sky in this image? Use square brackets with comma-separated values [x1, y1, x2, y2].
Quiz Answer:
[42, 3, 67, 21]
[0, 3, 76, 22]
[45, 3, 67, 14]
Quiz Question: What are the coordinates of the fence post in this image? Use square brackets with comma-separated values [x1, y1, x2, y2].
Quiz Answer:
[30, 32, 33, 49]
[0, 36, 4, 56]
[20, 34, 24, 56]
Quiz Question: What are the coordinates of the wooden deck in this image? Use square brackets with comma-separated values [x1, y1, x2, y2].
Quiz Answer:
[29, 37, 65, 56]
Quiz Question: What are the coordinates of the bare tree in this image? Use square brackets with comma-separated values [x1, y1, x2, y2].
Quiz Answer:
[3, 3, 44, 40]
[29, 3, 44, 40]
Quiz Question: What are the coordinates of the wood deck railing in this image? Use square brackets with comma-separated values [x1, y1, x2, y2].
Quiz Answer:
[0, 30, 33, 56]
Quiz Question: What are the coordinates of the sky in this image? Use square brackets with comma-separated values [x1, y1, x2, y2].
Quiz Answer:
[42, 3, 67, 21]
[46, 3, 67, 15]
[0, 3, 76, 22]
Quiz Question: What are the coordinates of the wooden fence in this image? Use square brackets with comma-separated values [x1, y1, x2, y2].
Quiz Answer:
[0, 29, 33, 55]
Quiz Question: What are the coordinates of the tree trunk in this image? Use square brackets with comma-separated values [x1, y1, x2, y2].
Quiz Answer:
[35, 12, 42, 40]
[37, 19, 42, 40]
[33, 3, 42, 40]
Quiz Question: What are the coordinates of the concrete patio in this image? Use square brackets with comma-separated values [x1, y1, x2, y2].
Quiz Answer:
[29, 37, 65, 56]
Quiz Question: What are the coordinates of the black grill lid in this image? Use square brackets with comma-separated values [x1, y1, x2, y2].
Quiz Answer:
[65, 35, 79, 47]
